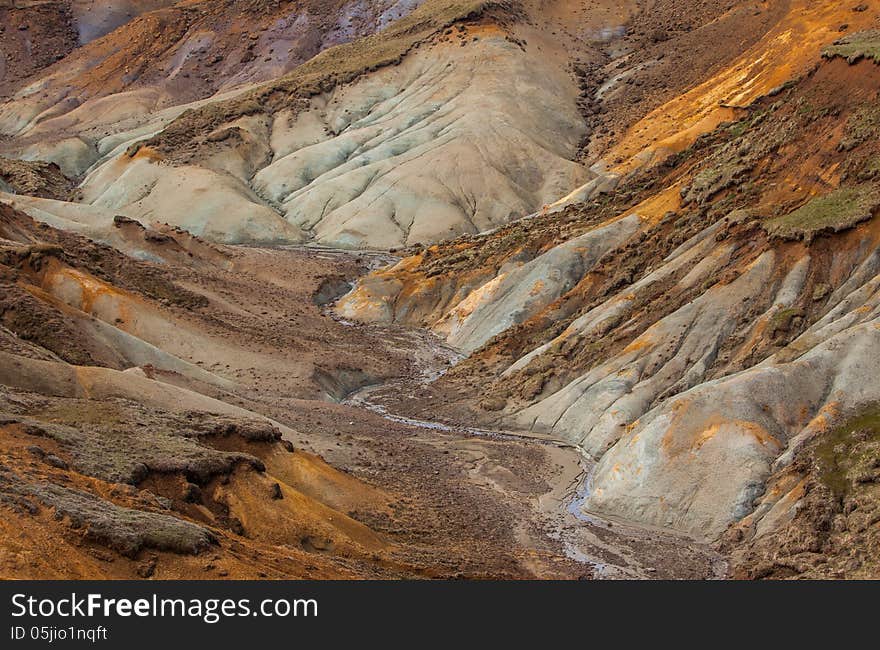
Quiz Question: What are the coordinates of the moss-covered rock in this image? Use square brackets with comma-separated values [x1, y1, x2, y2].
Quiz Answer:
[10, 405, 276, 485]
[763, 186, 879, 242]
[0, 470, 217, 557]
[815, 405, 880, 498]
[840, 105, 880, 152]
[823, 30, 880, 65]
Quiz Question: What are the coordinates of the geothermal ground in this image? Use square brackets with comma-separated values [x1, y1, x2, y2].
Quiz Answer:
[0, 205, 724, 578]
[1, 0, 879, 579]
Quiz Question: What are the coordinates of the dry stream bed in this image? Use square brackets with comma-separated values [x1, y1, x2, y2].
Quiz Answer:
[314, 247, 726, 579]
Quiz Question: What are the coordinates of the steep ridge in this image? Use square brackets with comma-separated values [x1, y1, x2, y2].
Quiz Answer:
[0, 0, 748, 248]
[0, 203, 394, 578]
[0, 1, 79, 96]
[339, 8, 880, 576]
[0, 0, 431, 175]
[2, 0, 780, 248]
[1, 1, 515, 242]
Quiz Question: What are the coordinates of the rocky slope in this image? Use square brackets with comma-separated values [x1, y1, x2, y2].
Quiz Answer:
[337, 2, 880, 576]
[1, 0, 878, 579]
[2, 0, 777, 248]
[0, 201, 616, 579]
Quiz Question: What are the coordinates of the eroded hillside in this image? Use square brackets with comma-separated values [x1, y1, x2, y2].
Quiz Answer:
[338, 4, 880, 577]
[0, 201, 617, 579]
[1, 0, 799, 248]
[0, 0, 878, 579]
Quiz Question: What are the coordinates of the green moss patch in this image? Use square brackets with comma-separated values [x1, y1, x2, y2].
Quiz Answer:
[814, 405, 880, 498]
[822, 31, 880, 64]
[0, 470, 217, 557]
[840, 105, 880, 151]
[858, 156, 880, 181]
[763, 186, 880, 242]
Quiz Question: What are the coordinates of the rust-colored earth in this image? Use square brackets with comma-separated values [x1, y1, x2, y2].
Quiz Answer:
[1, 0, 879, 580]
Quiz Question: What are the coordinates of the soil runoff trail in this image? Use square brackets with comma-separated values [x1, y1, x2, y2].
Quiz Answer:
[319, 271, 727, 579]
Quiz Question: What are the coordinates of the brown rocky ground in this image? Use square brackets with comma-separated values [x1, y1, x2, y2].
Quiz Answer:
[347, 52, 880, 412]
[0, 156, 72, 198]
[724, 406, 880, 579]
[0, 202, 723, 579]
[0, 1, 78, 95]
[0, 0, 430, 102]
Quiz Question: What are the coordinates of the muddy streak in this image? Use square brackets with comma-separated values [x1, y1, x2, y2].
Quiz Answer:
[312, 247, 724, 578]
[345, 378, 613, 571]
[325, 282, 611, 569]
[338, 329, 680, 576]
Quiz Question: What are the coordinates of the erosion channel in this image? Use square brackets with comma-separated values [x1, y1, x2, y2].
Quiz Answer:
[326, 248, 726, 579]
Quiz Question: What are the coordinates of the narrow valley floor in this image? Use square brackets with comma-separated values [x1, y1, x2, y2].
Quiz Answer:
[320, 294, 726, 579]
[0, 208, 723, 578]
